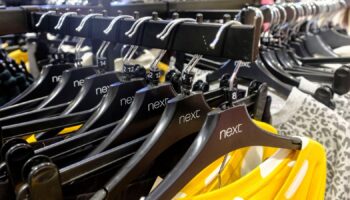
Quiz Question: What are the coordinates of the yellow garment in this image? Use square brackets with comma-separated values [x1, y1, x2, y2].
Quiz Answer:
[177, 137, 326, 200]
[175, 120, 279, 198]
[25, 124, 82, 143]
[157, 62, 169, 83]
[58, 124, 83, 135]
[25, 135, 37, 143]
[8, 49, 28, 64]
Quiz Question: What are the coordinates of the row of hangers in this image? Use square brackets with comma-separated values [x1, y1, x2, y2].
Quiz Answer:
[203, 0, 350, 109]
[0, 1, 346, 199]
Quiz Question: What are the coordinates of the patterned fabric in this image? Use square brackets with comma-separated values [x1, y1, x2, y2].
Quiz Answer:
[333, 92, 350, 122]
[272, 87, 350, 200]
[297, 76, 350, 122]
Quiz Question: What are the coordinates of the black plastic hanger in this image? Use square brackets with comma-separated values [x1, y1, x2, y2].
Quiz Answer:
[99, 90, 212, 198]
[262, 5, 336, 84]
[35, 66, 98, 109]
[17, 135, 147, 200]
[1, 106, 96, 139]
[76, 78, 146, 134]
[207, 59, 293, 97]
[146, 104, 302, 200]
[35, 88, 222, 166]
[61, 71, 121, 114]
[34, 78, 147, 162]
[37, 122, 120, 165]
[318, 28, 350, 49]
[87, 83, 177, 156]
[0, 78, 147, 168]
[0, 96, 47, 118]
[269, 44, 336, 83]
[259, 47, 300, 86]
[0, 64, 72, 109]
[303, 33, 338, 57]
[84, 14, 182, 156]
[0, 102, 70, 126]
[57, 135, 146, 185]
[33, 71, 123, 140]
[96, 78, 269, 199]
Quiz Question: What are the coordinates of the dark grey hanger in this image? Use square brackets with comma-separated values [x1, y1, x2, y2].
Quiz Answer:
[146, 90, 302, 200]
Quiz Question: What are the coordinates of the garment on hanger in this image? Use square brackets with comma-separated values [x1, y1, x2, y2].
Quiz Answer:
[173, 120, 279, 198]
[1, 2, 347, 200]
[175, 137, 326, 200]
[297, 76, 350, 122]
[271, 87, 350, 200]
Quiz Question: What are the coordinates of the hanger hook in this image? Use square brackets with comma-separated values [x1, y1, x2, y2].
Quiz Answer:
[54, 12, 77, 30]
[125, 15, 161, 38]
[276, 5, 287, 25]
[96, 41, 107, 61]
[157, 18, 196, 40]
[35, 10, 56, 27]
[57, 35, 69, 53]
[122, 45, 139, 64]
[75, 38, 85, 68]
[149, 49, 167, 71]
[103, 15, 134, 35]
[210, 20, 242, 49]
[183, 54, 202, 74]
[260, 5, 275, 30]
[179, 54, 202, 95]
[100, 42, 110, 59]
[248, 6, 264, 21]
[96, 41, 110, 68]
[287, 3, 297, 24]
[75, 13, 103, 32]
[270, 6, 281, 33]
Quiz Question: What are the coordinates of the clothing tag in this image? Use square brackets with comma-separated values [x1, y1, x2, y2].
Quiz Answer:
[123, 64, 140, 73]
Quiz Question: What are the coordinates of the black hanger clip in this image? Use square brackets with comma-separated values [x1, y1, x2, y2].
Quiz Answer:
[313, 85, 336, 110]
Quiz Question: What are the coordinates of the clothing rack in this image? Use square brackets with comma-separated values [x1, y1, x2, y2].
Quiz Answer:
[104, 0, 259, 16]
[0, 0, 257, 36]
[0, 5, 103, 35]
[30, 11, 259, 61]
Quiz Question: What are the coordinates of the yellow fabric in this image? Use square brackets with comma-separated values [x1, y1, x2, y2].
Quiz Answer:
[25, 124, 83, 143]
[8, 49, 28, 64]
[157, 62, 169, 83]
[58, 124, 83, 135]
[175, 120, 278, 198]
[177, 137, 326, 200]
[25, 134, 37, 143]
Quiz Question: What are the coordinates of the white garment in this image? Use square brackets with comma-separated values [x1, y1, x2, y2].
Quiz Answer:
[334, 45, 350, 57]
[271, 87, 350, 200]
